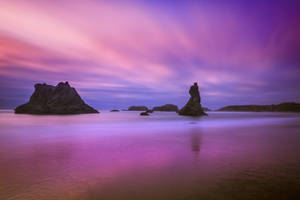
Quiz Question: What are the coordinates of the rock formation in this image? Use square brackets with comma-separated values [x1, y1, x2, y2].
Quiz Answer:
[128, 106, 148, 111]
[110, 109, 120, 112]
[218, 102, 300, 112]
[178, 82, 206, 116]
[202, 107, 211, 111]
[140, 111, 149, 116]
[146, 109, 154, 113]
[15, 82, 99, 114]
[153, 104, 179, 112]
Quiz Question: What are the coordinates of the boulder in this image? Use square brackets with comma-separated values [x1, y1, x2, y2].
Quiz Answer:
[15, 82, 99, 114]
[128, 106, 148, 111]
[152, 104, 179, 112]
[178, 82, 206, 116]
[140, 111, 149, 116]
[146, 109, 154, 113]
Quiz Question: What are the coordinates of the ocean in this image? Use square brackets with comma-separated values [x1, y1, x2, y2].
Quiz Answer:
[1, 110, 300, 200]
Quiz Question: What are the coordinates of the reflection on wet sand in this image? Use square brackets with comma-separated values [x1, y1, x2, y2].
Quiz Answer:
[189, 128, 202, 154]
[1, 111, 300, 200]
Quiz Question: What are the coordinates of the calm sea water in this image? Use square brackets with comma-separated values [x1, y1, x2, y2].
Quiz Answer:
[1, 110, 300, 200]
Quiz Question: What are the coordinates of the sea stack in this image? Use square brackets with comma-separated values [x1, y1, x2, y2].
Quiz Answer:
[178, 82, 206, 116]
[15, 82, 99, 114]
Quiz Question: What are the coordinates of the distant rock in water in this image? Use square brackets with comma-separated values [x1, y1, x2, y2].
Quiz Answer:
[110, 109, 120, 112]
[128, 106, 148, 111]
[202, 107, 211, 111]
[146, 109, 153, 113]
[15, 82, 99, 114]
[153, 104, 179, 112]
[218, 102, 300, 112]
[178, 82, 206, 116]
[140, 111, 149, 116]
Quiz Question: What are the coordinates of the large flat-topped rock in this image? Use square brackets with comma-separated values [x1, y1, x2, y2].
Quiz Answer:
[15, 82, 99, 114]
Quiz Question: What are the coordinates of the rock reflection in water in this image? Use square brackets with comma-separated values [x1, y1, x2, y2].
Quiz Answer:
[1, 111, 300, 200]
[189, 128, 202, 154]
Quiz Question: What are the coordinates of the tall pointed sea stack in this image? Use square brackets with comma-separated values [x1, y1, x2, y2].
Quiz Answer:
[178, 82, 206, 116]
[15, 82, 99, 114]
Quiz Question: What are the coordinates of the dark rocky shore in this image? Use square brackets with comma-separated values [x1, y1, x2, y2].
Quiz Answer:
[15, 82, 99, 114]
[178, 82, 206, 116]
[218, 102, 300, 112]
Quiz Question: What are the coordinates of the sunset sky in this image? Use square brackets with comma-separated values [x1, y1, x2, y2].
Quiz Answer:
[1, 0, 300, 109]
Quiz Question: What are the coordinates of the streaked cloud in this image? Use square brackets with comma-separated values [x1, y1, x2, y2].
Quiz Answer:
[0, 0, 299, 109]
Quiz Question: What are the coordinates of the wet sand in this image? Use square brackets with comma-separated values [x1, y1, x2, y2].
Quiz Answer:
[1, 111, 300, 199]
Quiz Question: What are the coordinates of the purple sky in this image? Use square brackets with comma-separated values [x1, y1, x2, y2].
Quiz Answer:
[0, 0, 300, 109]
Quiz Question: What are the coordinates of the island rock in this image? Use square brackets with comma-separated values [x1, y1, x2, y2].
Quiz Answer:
[15, 82, 99, 114]
[153, 104, 179, 112]
[178, 82, 206, 116]
[128, 106, 148, 111]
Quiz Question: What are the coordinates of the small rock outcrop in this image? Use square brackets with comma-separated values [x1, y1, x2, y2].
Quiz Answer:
[178, 82, 206, 116]
[110, 109, 120, 112]
[146, 109, 153, 113]
[140, 111, 149, 116]
[153, 104, 179, 112]
[128, 106, 148, 111]
[15, 82, 99, 114]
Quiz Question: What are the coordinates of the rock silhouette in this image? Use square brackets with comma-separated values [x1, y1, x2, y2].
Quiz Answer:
[15, 82, 99, 114]
[202, 107, 211, 111]
[146, 109, 154, 113]
[153, 104, 179, 112]
[128, 106, 148, 111]
[140, 111, 149, 116]
[178, 82, 206, 116]
[218, 102, 300, 112]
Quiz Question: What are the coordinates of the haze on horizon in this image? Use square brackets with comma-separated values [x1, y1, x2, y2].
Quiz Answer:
[0, 0, 300, 110]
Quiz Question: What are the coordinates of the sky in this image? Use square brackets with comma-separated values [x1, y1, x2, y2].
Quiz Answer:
[0, 0, 300, 110]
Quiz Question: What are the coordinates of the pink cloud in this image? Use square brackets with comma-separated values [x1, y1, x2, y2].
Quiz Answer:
[0, 0, 299, 108]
